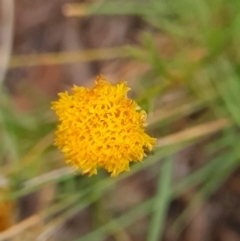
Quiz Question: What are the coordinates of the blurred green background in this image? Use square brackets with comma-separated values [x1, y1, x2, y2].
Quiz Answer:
[1, 0, 240, 240]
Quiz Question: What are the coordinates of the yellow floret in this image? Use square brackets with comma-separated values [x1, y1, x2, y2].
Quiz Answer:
[51, 75, 156, 177]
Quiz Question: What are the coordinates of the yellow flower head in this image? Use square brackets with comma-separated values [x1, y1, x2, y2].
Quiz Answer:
[51, 76, 156, 177]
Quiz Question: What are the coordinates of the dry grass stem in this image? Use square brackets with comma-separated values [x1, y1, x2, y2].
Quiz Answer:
[9, 48, 127, 68]
[157, 118, 230, 147]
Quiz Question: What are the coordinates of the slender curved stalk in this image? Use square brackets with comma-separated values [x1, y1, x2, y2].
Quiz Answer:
[0, 0, 14, 86]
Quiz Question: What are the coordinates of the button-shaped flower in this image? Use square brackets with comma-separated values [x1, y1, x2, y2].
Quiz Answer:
[51, 76, 156, 177]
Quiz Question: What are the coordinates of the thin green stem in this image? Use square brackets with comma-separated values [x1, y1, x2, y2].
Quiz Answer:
[147, 155, 173, 241]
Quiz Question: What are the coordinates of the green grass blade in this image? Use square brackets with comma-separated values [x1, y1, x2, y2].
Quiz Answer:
[147, 155, 174, 241]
